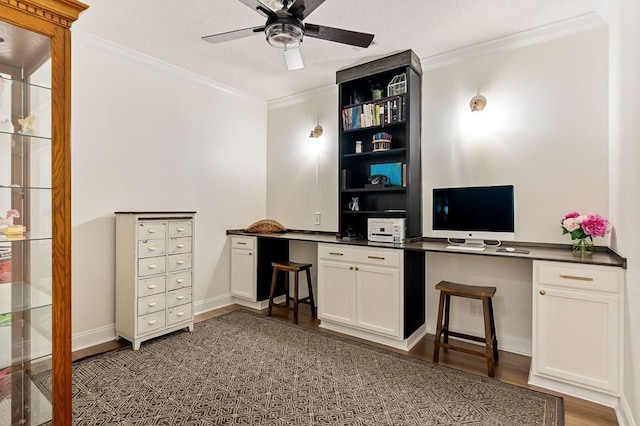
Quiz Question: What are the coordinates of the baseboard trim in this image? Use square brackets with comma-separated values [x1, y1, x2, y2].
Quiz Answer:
[72, 324, 116, 352]
[427, 324, 532, 356]
[319, 321, 426, 351]
[617, 393, 637, 426]
[194, 294, 235, 314]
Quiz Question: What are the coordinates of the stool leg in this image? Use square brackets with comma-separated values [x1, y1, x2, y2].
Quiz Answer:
[482, 297, 495, 377]
[489, 297, 499, 363]
[433, 292, 446, 363]
[268, 268, 278, 317]
[443, 294, 451, 345]
[293, 271, 299, 324]
[284, 271, 290, 307]
[305, 267, 316, 318]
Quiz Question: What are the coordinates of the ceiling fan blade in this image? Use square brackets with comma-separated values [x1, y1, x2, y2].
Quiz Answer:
[202, 26, 265, 44]
[236, 0, 274, 17]
[304, 24, 374, 48]
[283, 48, 304, 70]
[287, 0, 326, 19]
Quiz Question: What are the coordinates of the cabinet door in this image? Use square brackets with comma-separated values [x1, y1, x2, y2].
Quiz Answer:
[317, 260, 355, 325]
[355, 264, 400, 337]
[534, 286, 619, 393]
[231, 248, 256, 300]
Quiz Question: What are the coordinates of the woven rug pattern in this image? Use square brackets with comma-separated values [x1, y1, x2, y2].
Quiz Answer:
[37, 310, 563, 425]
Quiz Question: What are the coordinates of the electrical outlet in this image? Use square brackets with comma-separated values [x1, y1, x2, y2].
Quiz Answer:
[314, 212, 321, 225]
[470, 300, 483, 317]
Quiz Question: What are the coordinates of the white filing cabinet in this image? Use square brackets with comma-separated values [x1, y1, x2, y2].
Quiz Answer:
[115, 212, 195, 349]
[530, 260, 624, 405]
[318, 243, 403, 340]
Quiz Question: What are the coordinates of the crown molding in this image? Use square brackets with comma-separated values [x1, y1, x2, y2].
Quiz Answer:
[268, 84, 337, 110]
[73, 30, 266, 106]
[421, 12, 606, 71]
[1, 0, 88, 27]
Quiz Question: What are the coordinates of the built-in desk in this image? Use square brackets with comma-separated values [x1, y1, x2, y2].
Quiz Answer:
[227, 229, 626, 409]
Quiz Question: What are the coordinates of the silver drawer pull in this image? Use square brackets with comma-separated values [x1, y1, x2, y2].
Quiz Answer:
[368, 255, 385, 260]
[147, 264, 157, 269]
[148, 246, 157, 251]
[176, 243, 185, 248]
[329, 252, 344, 256]
[148, 319, 157, 325]
[237, 242, 247, 245]
[176, 311, 184, 317]
[176, 260, 185, 265]
[148, 228, 157, 233]
[147, 284, 157, 289]
[176, 278, 185, 283]
[177, 295, 185, 300]
[176, 227, 185, 232]
[148, 301, 157, 307]
[559, 274, 594, 281]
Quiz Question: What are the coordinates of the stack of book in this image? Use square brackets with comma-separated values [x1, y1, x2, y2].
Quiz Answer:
[341, 95, 406, 130]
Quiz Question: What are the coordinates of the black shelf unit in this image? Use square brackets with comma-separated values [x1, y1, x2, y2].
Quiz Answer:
[336, 50, 422, 239]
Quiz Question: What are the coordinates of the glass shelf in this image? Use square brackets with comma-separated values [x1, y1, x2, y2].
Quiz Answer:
[0, 304, 52, 369]
[0, 281, 52, 315]
[0, 129, 51, 141]
[0, 76, 51, 140]
[0, 366, 53, 425]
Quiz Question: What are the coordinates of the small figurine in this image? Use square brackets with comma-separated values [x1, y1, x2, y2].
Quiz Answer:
[0, 209, 19, 226]
[348, 197, 359, 211]
[18, 114, 35, 135]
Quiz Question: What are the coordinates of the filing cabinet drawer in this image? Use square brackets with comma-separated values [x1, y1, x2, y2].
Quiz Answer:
[138, 256, 166, 277]
[137, 276, 166, 297]
[231, 236, 255, 250]
[167, 253, 192, 272]
[167, 271, 192, 291]
[138, 239, 166, 258]
[168, 237, 192, 254]
[137, 311, 166, 335]
[168, 303, 192, 325]
[167, 288, 192, 308]
[137, 221, 166, 240]
[137, 294, 166, 315]
[169, 221, 192, 237]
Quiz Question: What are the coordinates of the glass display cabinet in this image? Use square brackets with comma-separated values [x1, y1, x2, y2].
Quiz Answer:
[0, 1, 87, 424]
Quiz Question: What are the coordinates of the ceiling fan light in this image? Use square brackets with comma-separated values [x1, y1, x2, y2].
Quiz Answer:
[265, 23, 303, 49]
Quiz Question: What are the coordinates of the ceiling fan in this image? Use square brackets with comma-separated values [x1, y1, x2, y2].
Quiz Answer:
[202, 0, 375, 70]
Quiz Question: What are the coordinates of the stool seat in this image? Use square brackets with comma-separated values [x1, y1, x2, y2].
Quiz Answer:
[268, 261, 316, 324]
[433, 280, 499, 377]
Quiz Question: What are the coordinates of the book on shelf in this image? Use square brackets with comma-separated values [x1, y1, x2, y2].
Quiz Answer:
[341, 95, 406, 130]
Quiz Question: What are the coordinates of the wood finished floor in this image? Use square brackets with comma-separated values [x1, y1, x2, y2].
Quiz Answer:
[74, 304, 619, 426]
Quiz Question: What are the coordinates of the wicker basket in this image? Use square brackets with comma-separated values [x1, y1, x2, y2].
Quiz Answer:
[244, 219, 286, 234]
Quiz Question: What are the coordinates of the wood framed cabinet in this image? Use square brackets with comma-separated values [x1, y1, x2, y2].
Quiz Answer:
[0, 1, 87, 424]
[317, 243, 425, 350]
[336, 50, 422, 240]
[115, 212, 196, 350]
[530, 260, 624, 406]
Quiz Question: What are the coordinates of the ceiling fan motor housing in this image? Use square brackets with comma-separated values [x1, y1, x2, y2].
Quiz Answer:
[265, 11, 304, 49]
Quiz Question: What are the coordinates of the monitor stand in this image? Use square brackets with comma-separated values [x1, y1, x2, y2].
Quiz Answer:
[446, 238, 486, 252]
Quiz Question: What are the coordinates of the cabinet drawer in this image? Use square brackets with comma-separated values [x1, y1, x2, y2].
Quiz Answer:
[137, 294, 166, 315]
[536, 262, 620, 293]
[169, 220, 192, 237]
[167, 271, 192, 291]
[138, 256, 166, 277]
[138, 239, 166, 259]
[168, 303, 192, 325]
[318, 244, 400, 268]
[168, 237, 192, 254]
[137, 221, 166, 240]
[231, 236, 255, 250]
[167, 288, 192, 308]
[137, 276, 166, 297]
[137, 311, 166, 335]
[167, 253, 192, 272]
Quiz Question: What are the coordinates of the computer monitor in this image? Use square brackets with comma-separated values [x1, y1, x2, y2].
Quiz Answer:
[432, 185, 515, 249]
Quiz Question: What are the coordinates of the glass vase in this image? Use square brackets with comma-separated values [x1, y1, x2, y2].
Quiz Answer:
[572, 237, 594, 255]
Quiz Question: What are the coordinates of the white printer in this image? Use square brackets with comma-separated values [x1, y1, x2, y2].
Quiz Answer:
[367, 218, 406, 243]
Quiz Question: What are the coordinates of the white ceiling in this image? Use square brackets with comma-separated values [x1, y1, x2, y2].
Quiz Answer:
[74, 0, 604, 101]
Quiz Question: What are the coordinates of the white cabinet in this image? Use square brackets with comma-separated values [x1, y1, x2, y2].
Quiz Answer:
[115, 212, 195, 350]
[318, 244, 402, 340]
[230, 236, 257, 300]
[530, 261, 623, 404]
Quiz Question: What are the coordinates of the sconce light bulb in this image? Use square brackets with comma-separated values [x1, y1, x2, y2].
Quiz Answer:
[470, 95, 487, 112]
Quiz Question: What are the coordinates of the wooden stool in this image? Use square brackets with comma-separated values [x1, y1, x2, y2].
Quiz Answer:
[268, 261, 316, 324]
[432, 280, 499, 377]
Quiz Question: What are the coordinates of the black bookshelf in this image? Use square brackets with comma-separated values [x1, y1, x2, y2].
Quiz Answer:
[336, 50, 422, 239]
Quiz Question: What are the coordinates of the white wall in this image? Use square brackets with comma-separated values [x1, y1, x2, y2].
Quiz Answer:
[70, 32, 268, 345]
[267, 28, 610, 355]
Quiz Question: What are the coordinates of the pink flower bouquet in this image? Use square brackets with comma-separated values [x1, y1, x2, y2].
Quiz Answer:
[561, 212, 611, 240]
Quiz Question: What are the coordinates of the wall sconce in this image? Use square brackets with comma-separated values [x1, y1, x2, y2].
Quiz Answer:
[309, 124, 323, 139]
[470, 95, 486, 112]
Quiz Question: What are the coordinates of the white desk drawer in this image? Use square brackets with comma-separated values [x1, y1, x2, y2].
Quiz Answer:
[168, 303, 192, 325]
[318, 244, 400, 268]
[137, 276, 166, 297]
[169, 221, 192, 238]
[167, 253, 192, 272]
[137, 221, 166, 240]
[138, 239, 166, 258]
[167, 271, 192, 291]
[137, 294, 166, 315]
[137, 311, 166, 335]
[167, 288, 192, 308]
[231, 236, 255, 250]
[536, 262, 620, 293]
[168, 237, 192, 254]
[138, 256, 166, 277]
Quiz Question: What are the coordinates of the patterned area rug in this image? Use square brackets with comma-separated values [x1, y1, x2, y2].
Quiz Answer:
[37, 310, 564, 425]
